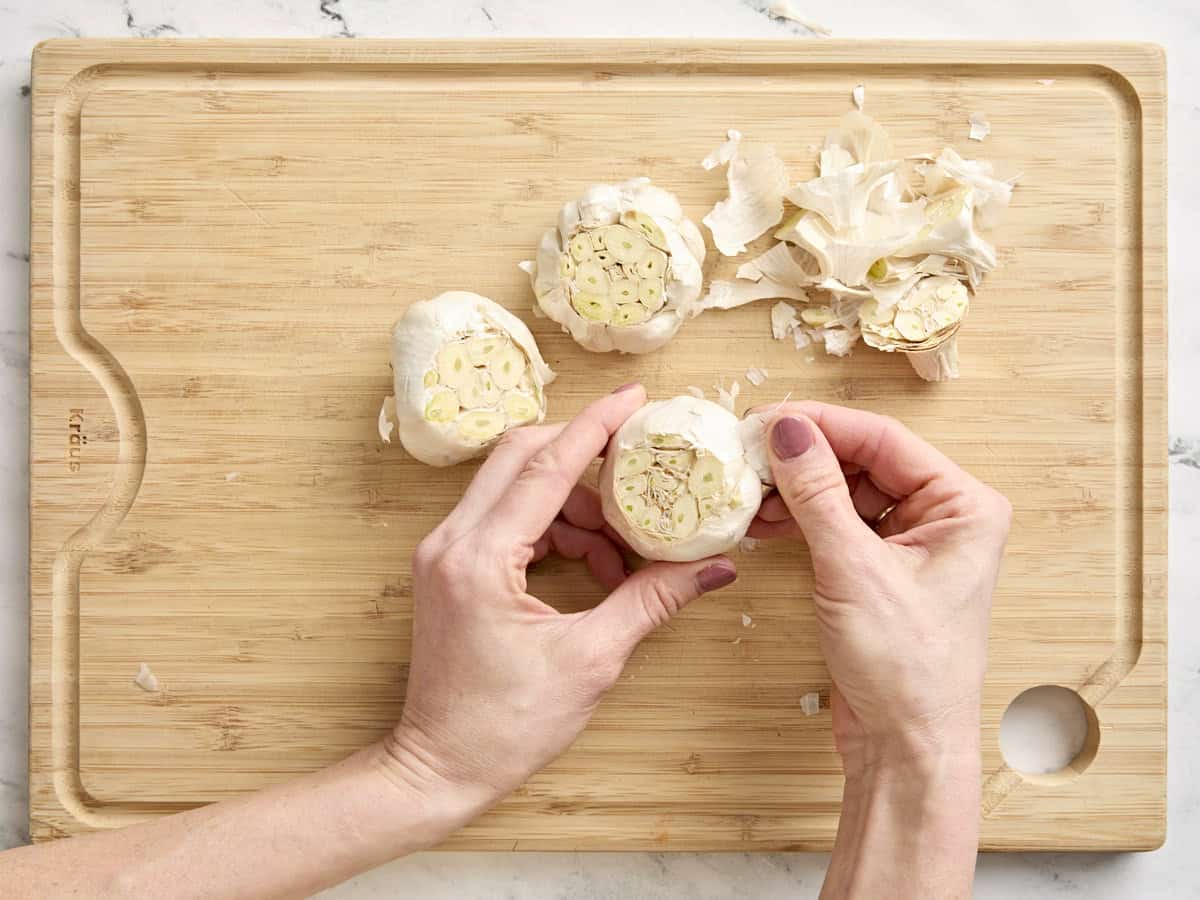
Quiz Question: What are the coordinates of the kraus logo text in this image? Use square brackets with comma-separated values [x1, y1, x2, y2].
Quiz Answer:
[68, 408, 86, 472]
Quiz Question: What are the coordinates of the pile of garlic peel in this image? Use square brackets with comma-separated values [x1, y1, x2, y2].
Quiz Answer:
[700, 111, 1016, 381]
[523, 178, 705, 354]
[380, 291, 555, 467]
[599, 396, 770, 563]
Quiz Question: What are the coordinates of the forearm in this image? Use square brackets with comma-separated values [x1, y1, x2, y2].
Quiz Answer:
[821, 744, 981, 900]
[2, 739, 493, 900]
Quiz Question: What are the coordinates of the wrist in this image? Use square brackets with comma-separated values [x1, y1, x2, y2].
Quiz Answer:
[368, 730, 499, 849]
[838, 700, 981, 787]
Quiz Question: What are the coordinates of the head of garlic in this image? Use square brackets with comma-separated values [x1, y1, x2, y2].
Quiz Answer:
[599, 396, 765, 563]
[523, 178, 705, 354]
[859, 275, 969, 381]
[380, 291, 555, 467]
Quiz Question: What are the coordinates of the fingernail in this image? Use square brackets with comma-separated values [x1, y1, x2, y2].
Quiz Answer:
[772, 416, 813, 460]
[613, 382, 641, 394]
[697, 561, 737, 592]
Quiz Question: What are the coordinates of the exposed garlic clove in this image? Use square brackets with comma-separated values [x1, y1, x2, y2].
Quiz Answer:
[575, 261, 608, 294]
[457, 409, 507, 442]
[621, 209, 670, 250]
[424, 389, 460, 423]
[800, 306, 836, 327]
[467, 335, 507, 366]
[461, 370, 501, 408]
[605, 225, 649, 265]
[572, 292, 614, 323]
[569, 233, 593, 261]
[610, 278, 639, 304]
[635, 247, 669, 279]
[558, 253, 576, 279]
[669, 492, 700, 539]
[656, 449, 693, 473]
[435, 342, 475, 390]
[502, 391, 539, 424]
[616, 474, 648, 498]
[688, 454, 725, 498]
[614, 303, 651, 326]
[638, 277, 666, 311]
[617, 492, 648, 524]
[588, 228, 608, 251]
[489, 343, 527, 390]
[617, 449, 654, 476]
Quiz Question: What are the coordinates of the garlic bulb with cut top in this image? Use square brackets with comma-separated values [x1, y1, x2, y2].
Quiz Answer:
[380, 291, 555, 467]
[599, 397, 767, 562]
[523, 178, 705, 354]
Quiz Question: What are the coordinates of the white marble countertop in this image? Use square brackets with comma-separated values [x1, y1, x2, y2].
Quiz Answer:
[2, 1, 1198, 897]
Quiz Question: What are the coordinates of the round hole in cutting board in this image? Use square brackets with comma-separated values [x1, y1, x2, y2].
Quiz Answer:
[1000, 685, 1100, 781]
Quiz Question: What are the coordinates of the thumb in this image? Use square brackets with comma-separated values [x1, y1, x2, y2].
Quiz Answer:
[768, 415, 874, 559]
[586, 557, 737, 656]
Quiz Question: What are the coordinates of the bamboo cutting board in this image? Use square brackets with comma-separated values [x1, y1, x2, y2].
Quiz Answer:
[29, 40, 1165, 850]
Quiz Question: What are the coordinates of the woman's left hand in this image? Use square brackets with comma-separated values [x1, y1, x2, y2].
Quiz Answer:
[386, 383, 739, 831]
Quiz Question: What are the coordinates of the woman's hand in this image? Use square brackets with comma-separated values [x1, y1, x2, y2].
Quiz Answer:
[387, 383, 738, 830]
[748, 401, 1011, 900]
[0, 384, 736, 900]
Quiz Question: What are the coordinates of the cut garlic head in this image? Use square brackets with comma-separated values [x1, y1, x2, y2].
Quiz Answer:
[385, 291, 555, 467]
[524, 179, 705, 354]
[599, 396, 765, 562]
[859, 275, 969, 352]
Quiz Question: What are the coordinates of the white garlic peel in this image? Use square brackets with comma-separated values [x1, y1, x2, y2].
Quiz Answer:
[706, 112, 1014, 380]
[702, 130, 791, 257]
[386, 291, 555, 467]
[599, 397, 765, 562]
[523, 179, 705, 354]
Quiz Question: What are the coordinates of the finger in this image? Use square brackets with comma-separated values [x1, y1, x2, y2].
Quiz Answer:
[445, 424, 565, 532]
[757, 492, 793, 522]
[556, 483, 636, 553]
[847, 473, 898, 525]
[767, 415, 877, 560]
[491, 384, 647, 542]
[560, 483, 607, 531]
[583, 557, 737, 656]
[749, 401, 958, 500]
[531, 520, 627, 592]
[747, 517, 800, 540]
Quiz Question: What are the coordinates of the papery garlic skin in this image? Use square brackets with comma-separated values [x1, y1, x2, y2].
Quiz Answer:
[525, 179, 705, 354]
[385, 291, 555, 467]
[599, 397, 764, 562]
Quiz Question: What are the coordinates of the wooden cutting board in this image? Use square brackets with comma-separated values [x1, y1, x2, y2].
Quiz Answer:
[29, 39, 1166, 850]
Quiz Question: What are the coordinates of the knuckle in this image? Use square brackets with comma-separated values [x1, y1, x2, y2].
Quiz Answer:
[412, 534, 442, 574]
[636, 579, 689, 631]
[780, 464, 844, 510]
[495, 425, 538, 454]
[584, 651, 625, 693]
[520, 443, 575, 494]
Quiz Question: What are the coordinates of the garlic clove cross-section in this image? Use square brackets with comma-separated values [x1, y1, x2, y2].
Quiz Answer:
[522, 178, 705, 354]
[599, 396, 766, 562]
[383, 291, 555, 467]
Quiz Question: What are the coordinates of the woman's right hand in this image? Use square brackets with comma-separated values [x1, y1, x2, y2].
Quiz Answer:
[749, 401, 1012, 778]
[750, 402, 1011, 899]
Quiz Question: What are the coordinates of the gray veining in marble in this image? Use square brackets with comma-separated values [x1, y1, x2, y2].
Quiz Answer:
[1, 1, 1197, 897]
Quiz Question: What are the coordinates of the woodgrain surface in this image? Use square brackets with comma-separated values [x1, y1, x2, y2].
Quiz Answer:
[29, 40, 1166, 850]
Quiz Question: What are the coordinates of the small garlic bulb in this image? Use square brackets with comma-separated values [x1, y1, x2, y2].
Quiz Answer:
[598, 396, 765, 562]
[524, 178, 705, 354]
[380, 291, 555, 467]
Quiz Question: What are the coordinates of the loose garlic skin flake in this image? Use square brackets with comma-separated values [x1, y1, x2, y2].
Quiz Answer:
[384, 291, 555, 467]
[525, 179, 705, 354]
[599, 397, 764, 562]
